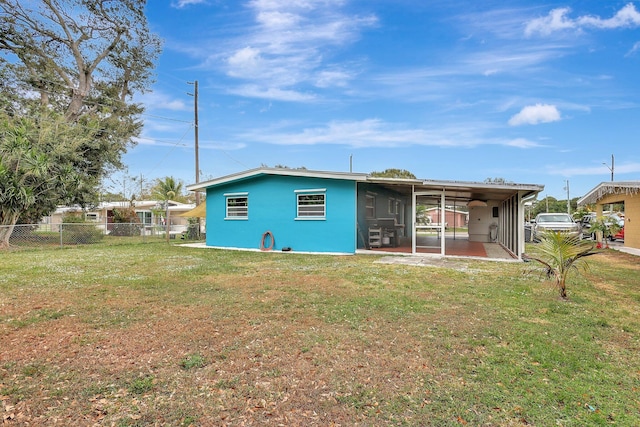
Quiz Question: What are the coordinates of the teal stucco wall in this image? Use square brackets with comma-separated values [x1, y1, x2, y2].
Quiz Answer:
[205, 174, 357, 253]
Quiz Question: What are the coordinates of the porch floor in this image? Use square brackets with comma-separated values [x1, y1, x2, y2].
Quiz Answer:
[361, 233, 516, 260]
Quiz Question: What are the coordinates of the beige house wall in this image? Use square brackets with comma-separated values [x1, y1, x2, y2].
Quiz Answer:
[597, 193, 639, 250]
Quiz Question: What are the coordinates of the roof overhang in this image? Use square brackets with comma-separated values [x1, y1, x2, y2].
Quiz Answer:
[187, 168, 544, 204]
[366, 178, 543, 204]
[187, 167, 369, 192]
[578, 181, 640, 206]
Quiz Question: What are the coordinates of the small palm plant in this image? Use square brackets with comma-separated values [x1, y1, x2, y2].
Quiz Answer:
[588, 216, 622, 249]
[524, 231, 597, 299]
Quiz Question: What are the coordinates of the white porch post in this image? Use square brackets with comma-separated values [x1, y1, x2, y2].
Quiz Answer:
[517, 192, 526, 259]
[440, 190, 446, 256]
[412, 185, 417, 255]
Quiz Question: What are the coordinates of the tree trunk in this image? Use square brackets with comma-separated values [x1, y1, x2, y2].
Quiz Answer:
[0, 212, 20, 249]
[558, 278, 568, 299]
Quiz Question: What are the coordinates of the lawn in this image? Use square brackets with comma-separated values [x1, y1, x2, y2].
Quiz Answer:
[1, 243, 639, 426]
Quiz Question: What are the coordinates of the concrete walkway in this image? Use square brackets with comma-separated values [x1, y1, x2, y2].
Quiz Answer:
[615, 246, 640, 257]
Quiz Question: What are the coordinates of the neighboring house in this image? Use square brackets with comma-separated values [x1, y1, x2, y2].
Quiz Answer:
[422, 207, 469, 228]
[186, 168, 543, 259]
[44, 200, 196, 234]
[578, 181, 639, 250]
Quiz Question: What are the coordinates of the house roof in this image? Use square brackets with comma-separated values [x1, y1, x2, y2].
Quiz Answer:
[371, 178, 543, 203]
[578, 181, 640, 206]
[186, 167, 544, 203]
[52, 200, 196, 214]
[186, 167, 369, 191]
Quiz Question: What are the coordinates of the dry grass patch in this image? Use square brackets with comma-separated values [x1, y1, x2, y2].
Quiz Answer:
[1, 243, 639, 425]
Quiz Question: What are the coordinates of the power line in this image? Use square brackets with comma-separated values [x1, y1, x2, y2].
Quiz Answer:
[141, 113, 192, 124]
[145, 126, 194, 177]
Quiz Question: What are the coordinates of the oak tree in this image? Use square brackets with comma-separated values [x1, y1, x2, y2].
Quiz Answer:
[0, 0, 161, 248]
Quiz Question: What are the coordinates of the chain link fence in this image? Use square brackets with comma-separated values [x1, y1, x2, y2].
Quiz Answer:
[2, 222, 204, 250]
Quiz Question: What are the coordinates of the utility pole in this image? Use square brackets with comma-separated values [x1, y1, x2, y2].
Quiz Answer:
[564, 180, 570, 214]
[188, 81, 200, 204]
[603, 154, 614, 181]
[133, 173, 146, 200]
[611, 154, 614, 181]
[188, 80, 201, 238]
[603, 154, 615, 213]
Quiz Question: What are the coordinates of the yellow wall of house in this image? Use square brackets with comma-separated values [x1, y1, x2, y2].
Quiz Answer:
[597, 193, 639, 250]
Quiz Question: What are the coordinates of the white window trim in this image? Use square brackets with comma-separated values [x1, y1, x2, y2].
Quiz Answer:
[366, 193, 376, 219]
[294, 188, 326, 193]
[225, 192, 249, 220]
[295, 189, 326, 220]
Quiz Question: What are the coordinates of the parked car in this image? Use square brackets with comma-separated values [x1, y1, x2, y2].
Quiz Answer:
[579, 213, 624, 240]
[531, 213, 581, 241]
[579, 214, 597, 240]
[613, 227, 625, 241]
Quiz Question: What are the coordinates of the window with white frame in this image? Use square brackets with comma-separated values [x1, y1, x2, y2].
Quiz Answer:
[137, 211, 152, 225]
[296, 189, 326, 219]
[366, 194, 376, 218]
[225, 193, 248, 219]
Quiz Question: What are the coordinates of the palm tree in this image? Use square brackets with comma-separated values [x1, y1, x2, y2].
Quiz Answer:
[524, 231, 597, 299]
[151, 177, 184, 241]
[152, 176, 183, 202]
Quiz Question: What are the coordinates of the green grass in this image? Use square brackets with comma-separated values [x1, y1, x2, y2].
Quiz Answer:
[0, 242, 639, 425]
[179, 353, 206, 370]
[127, 376, 155, 395]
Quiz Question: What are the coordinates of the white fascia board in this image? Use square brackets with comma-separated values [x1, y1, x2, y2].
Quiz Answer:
[420, 179, 544, 192]
[187, 167, 368, 191]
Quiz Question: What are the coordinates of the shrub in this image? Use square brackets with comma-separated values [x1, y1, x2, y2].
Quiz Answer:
[61, 213, 104, 244]
[183, 217, 200, 240]
[110, 207, 142, 236]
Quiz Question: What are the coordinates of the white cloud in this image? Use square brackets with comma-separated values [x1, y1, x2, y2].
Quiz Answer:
[548, 162, 640, 176]
[227, 85, 317, 102]
[626, 41, 640, 56]
[525, 7, 576, 36]
[505, 138, 543, 148]
[508, 104, 561, 126]
[248, 0, 347, 13]
[237, 118, 539, 149]
[578, 3, 640, 29]
[369, 46, 567, 104]
[526, 4, 640, 36]
[171, 0, 207, 9]
[238, 119, 450, 148]
[227, 47, 263, 78]
[216, 0, 377, 100]
[615, 162, 640, 174]
[314, 69, 354, 88]
[139, 91, 190, 111]
[256, 10, 301, 28]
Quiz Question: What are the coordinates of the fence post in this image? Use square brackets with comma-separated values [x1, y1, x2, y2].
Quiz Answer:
[60, 223, 64, 248]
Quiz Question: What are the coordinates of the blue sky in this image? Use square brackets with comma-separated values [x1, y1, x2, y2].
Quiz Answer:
[124, 0, 640, 201]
